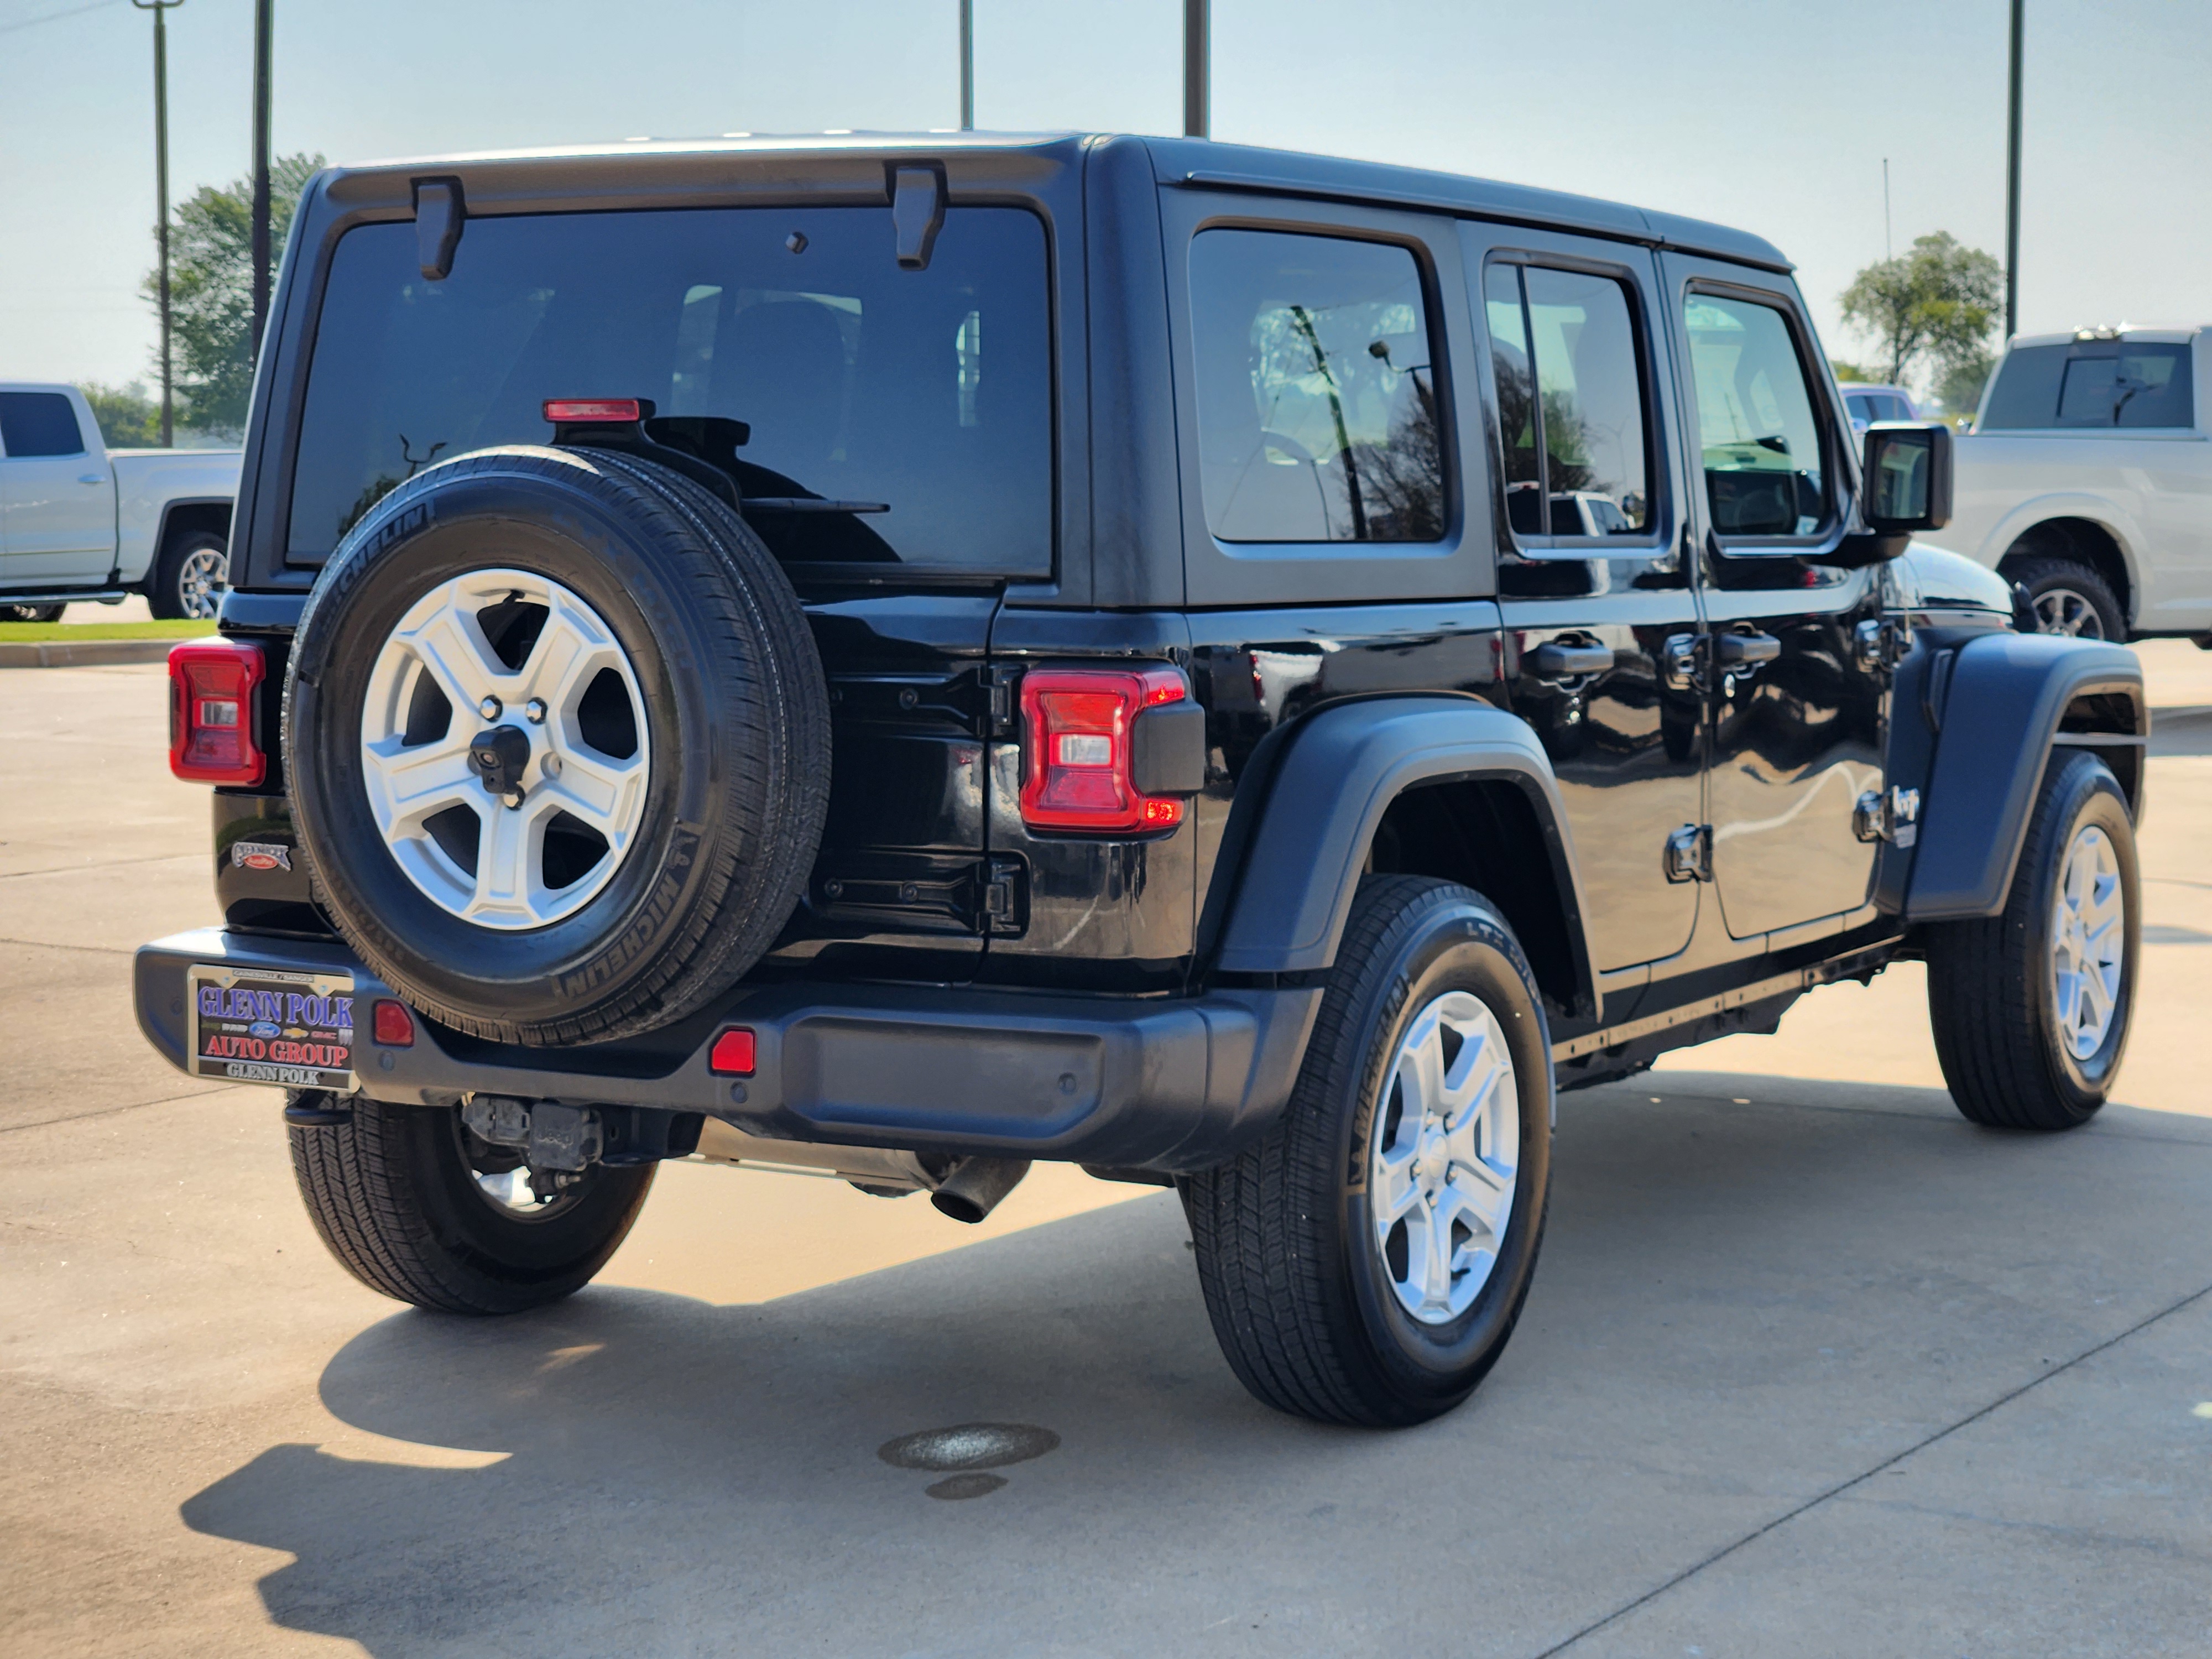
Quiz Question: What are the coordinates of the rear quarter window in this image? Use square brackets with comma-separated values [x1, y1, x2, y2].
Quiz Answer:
[1983, 341, 2195, 429]
[286, 205, 1053, 574]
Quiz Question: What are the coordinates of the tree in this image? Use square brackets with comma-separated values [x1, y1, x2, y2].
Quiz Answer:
[1839, 231, 2002, 394]
[1934, 348, 1997, 421]
[80, 381, 163, 448]
[142, 153, 324, 437]
[1829, 359, 1875, 383]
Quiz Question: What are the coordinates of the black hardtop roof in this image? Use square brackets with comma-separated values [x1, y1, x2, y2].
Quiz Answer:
[316, 131, 1792, 274]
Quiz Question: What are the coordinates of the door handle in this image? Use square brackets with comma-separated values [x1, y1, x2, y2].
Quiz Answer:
[1527, 641, 1615, 677]
[78, 473, 106, 486]
[1717, 631, 1780, 666]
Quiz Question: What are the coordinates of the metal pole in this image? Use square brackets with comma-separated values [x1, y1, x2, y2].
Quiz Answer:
[1882, 158, 1891, 262]
[958, 0, 973, 129]
[2005, 0, 2023, 341]
[1183, 0, 1208, 138]
[251, 0, 273, 359]
[132, 0, 185, 447]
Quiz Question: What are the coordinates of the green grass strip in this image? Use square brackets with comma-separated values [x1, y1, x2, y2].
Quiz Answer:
[0, 620, 218, 641]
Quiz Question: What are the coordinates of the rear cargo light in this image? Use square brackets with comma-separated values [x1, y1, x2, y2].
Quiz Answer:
[542, 398, 644, 423]
[708, 1027, 757, 1076]
[168, 639, 266, 786]
[372, 1001, 416, 1047]
[1019, 666, 1188, 833]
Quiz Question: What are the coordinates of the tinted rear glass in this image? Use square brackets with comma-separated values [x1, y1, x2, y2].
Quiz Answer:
[1981, 341, 2194, 429]
[288, 206, 1052, 572]
[0, 392, 86, 458]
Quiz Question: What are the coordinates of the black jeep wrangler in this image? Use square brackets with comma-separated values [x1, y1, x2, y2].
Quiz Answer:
[138, 134, 2146, 1427]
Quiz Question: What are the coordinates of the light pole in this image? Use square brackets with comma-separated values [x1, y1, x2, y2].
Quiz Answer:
[133, 0, 185, 447]
[958, 0, 973, 129]
[251, 0, 273, 359]
[2004, 0, 2023, 341]
[1183, 0, 1209, 138]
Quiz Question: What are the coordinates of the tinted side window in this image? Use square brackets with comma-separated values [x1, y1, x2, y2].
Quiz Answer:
[1483, 264, 1650, 542]
[1980, 344, 2067, 427]
[1683, 294, 1827, 538]
[0, 392, 87, 458]
[1190, 229, 1444, 544]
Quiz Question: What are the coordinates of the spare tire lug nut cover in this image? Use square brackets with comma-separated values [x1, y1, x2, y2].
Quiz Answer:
[525, 697, 548, 724]
[479, 695, 503, 721]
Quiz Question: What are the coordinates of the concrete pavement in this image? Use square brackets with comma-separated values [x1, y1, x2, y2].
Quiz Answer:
[4, 647, 2210, 1657]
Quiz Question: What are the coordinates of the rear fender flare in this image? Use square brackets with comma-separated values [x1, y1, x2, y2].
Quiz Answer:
[1211, 697, 1595, 1008]
[1904, 631, 2145, 921]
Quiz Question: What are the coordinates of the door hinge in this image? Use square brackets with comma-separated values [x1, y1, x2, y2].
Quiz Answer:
[1854, 617, 1912, 674]
[1662, 632, 1708, 693]
[1664, 823, 1713, 884]
[1854, 785, 1922, 846]
[984, 665, 1022, 737]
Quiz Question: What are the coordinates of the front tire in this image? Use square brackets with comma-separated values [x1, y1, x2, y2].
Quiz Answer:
[1927, 751, 2140, 1130]
[287, 1092, 654, 1313]
[2007, 554, 2124, 642]
[1183, 877, 1553, 1427]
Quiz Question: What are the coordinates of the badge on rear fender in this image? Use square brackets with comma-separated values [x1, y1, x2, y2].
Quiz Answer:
[230, 840, 293, 872]
[187, 964, 355, 1091]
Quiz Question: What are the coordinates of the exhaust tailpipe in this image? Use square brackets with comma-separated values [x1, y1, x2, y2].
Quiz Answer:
[930, 1156, 1031, 1224]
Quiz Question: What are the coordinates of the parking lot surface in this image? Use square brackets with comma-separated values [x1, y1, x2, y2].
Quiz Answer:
[4, 647, 2211, 1657]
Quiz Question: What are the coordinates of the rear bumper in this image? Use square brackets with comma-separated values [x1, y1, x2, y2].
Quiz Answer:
[134, 928, 1322, 1174]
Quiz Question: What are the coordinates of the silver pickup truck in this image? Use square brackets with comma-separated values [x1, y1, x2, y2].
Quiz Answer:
[1949, 326, 2212, 643]
[0, 382, 240, 620]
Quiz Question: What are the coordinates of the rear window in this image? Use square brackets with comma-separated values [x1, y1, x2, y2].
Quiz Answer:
[287, 206, 1053, 572]
[1981, 341, 2195, 429]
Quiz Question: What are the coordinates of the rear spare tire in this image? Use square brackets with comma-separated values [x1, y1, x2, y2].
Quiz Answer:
[284, 445, 830, 1044]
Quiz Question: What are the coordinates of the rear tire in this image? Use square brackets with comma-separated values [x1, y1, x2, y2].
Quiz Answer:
[149, 531, 229, 620]
[1183, 876, 1553, 1427]
[1926, 751, 2139, 1130]
[286, 1091, 654, 1313]
[2006, 554, 2124, 642]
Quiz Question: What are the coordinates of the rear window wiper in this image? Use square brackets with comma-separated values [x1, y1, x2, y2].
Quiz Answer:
[741, 498, 889, 514]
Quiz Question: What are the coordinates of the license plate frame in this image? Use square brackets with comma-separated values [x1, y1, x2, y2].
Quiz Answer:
[186, 963, 358, 1092]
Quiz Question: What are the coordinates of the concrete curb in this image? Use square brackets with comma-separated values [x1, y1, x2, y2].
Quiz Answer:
[0, 639, 182, 668]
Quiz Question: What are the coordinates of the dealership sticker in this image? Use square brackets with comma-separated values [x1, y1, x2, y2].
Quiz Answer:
[186, 964, 354, 1091]
[230, 840, 293, 872]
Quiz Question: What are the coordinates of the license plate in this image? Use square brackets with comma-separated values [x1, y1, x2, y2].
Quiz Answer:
[187, 964, 357, 1091]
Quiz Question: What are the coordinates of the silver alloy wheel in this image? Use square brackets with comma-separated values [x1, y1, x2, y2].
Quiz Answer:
[1370, 989, 1520, 1325]
[178, 544, 228, 619]
[2033, 587, 2106, 639]
[360, 567, 650, 929]
[2051, 822, 2125, 1059]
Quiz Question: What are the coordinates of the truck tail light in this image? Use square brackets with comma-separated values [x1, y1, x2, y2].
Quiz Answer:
[1019, 667, 1188, 833]
[168, 639, 266, 786]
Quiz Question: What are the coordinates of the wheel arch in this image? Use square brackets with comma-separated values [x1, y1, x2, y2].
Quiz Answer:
[1206, 697, 1598, 1020]
[1994, 509, 2138, 626]
[147, 498, 233, 577]
[1903, 632, 2145, 922]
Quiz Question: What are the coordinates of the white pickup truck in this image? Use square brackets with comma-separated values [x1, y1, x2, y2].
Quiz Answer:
[1947, 326, 2212, 642]
[0, 382, 240, 622]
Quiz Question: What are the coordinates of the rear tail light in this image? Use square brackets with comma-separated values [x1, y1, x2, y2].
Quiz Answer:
[168, 639, 266, 786]
[708, 1027, 757, 1075]
[542, 398, 646, 423]
[1019, 666, 1189, 833]
[372, 1001, 417, 1047]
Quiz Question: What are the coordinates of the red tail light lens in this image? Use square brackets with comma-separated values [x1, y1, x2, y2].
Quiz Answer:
[1019, 667, 1188, 833]
[543, 398, 644, 423]
[372, 1000, 417, 1047]
[708, 1027, 757, 1076]
[168, 639, 266, 786]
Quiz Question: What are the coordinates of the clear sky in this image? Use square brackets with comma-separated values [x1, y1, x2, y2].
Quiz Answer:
[2, 0, 2206, 396]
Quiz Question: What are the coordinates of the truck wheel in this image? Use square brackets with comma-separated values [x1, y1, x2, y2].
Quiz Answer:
[1927, 751, 2140, 1130]
[284, 446, 830, 1045]
[286, 1092, 654, 1313]
[149, 531, 229, 620]
[1183, 876, 1553, 1427]
[2008, 555, 2123, 641]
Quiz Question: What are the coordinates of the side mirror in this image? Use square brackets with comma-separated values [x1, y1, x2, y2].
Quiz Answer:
[1863, 421, 1953, 533]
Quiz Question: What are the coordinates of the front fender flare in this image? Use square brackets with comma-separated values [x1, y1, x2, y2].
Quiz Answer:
[1212, 697, 1594, 1003]
[1905, 632, 2144, 921]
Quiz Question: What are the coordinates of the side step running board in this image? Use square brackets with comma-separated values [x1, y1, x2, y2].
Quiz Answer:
[1552, 946, 1894, 1064]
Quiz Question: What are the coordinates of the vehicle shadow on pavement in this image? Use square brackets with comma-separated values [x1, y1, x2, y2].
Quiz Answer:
[178, 1074, 2212, 1658]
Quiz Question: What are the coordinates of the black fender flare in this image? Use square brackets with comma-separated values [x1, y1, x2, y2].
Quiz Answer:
[1210, 697, 1595, 1006]
[1904, 631, 2144, 922]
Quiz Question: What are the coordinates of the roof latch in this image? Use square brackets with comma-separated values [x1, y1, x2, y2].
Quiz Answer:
[413, 177, 466, 281]
[889, 165, 945, 272]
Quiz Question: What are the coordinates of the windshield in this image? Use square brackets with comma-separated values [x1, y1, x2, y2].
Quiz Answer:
[287, 205, 1052, 573]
